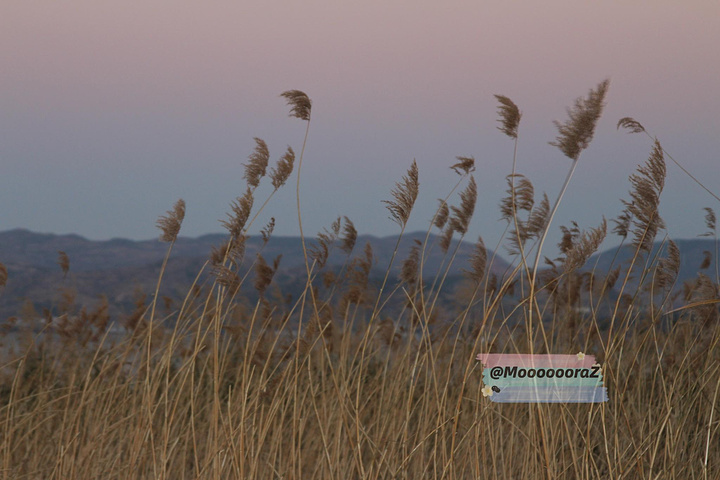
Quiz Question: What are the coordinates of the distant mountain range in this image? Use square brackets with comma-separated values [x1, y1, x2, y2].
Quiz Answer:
[0, 229, 507, 320]
[1, 229, 717, 321]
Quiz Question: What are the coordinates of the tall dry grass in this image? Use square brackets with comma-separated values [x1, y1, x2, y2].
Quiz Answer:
[0, 83, 719, 479]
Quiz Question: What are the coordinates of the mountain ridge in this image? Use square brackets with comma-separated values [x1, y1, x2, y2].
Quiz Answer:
[1, 229, 717, 320]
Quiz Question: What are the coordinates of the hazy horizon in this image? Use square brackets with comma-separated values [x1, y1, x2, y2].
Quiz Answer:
[2, 1, 719, 255]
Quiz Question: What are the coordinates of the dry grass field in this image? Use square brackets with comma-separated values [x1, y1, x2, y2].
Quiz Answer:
[0, 82, 718, 479]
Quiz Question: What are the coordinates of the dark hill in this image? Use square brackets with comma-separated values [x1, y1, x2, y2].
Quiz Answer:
[0, 229, 509, 320]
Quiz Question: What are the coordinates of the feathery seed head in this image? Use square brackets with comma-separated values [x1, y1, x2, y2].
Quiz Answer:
[687, 273, 720, 327]
[400, 240, 422, 285]
[211, 235, 246, 266]
[465, 236, 487, 284]
[613, 139, 666, 253]
[343, 242, 374, 306]
[221, 189, 254, 238]
[500, 174, 534, 221]
[400, 239, 421, 285]
[280, 90, 312, 121]
[57, 251, 70, 278]
[341, 216, 357, 254]
[451, 156, 475, 175]
[562, 218, 607, 274]
[255, 254, 281, 296]
[213, 265, 242, 292]
[700, 250, 712, 270]
[617, 117, 646, 134]
[701, 207, 716, 237]
[311, 218, 344, 269]
[383, 160, 419, 228]
[494, 95, 522, 139]
[157, 198, 186, 242]
[439, 226, 454, 253]
[526, 193, 550, 238]
[434, 199, 449, 230]
[331, 217, 342, 237]
[271, 146, 295, 190]
[244, 137, 270, 188]
[448, 176, 477, 236]
[0, 263, 7, 289]
[310, 238, 330, 269]
[558, 221, 581, 255]
[261, 217, 275, 245]
[550, 79, 610, 160]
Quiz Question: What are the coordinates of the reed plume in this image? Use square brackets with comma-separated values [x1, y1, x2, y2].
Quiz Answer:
[0, 262, 7, 289]
[618, 117, 720, 204]
[383, 160, 419, 228]
[527, 80, 610, 331]
[151, 200, 186, 331]
[686, 273, 720, 327]
[244, 137, 270, 188]
[614, 140, 666, 253]
[500, 174, 534, 220]
[450, 156, 475, 175]
[283, 90, 314, 289]
[340, 216, 357, 254]
[465, 236, 487, 284]
[211, 235, 245, 266]
[558, 221, 581, 256]
[156, 198, 186, 242]
[213, 264, 242, 292]
[271, 146, 295, 190]
[439, 227, 454, 253]
[343, 242, 374, 306]
[701, 250, 712, 270]
[310, 217, 342, 269]
[57, 250, 70, 278]
[400, 239, 421, 285]
[550, 79, 610, 160]
[613, 210, 632, 240]
[221, 188, 254, 238]
[701, 207, 716, 237]
[261, 217, 275, 245]
[280, 90, 312, 121]
[656, 240, 681, 290]
[310, 240, 330, 270]
[494, 95, 522, 139]
[526, 193, 550, 238]
[438, 177, 477, 253]
[434, 199, 449, 229]
[617, 117, 646, 134]
[255, 254, 282, 296]
[562, 218, 607, 274]
[447, 176, 477, 235]
[500, 175, 549, 254]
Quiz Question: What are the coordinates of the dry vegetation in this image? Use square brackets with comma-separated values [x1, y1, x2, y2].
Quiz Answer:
[1, 83, 719, 479]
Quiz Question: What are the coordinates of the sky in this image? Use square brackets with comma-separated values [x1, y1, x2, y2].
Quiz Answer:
[1, 1, 719, 258]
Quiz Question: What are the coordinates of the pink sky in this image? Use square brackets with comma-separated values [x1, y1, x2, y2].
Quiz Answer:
[1, 1, 719, 252]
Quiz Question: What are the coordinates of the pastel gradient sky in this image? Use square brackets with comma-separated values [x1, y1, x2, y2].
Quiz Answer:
[1, 1, 719, 253]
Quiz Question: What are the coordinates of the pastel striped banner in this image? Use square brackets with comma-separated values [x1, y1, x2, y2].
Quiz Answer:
[477, 353, 608, 403]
